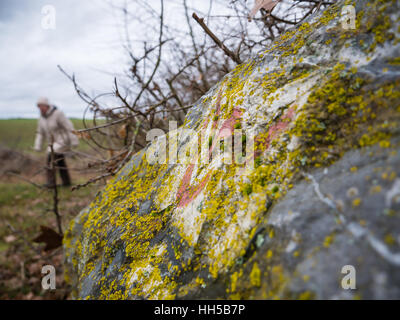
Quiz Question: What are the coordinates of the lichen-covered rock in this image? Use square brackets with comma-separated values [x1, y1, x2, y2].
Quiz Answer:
[64, 0, 400, 299]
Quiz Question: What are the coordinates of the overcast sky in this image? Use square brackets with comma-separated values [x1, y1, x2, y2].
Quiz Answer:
[0, 0, 127, 119]
[0, 0, 251, 119]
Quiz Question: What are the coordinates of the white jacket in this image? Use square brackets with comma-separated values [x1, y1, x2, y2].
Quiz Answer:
[34, 106, 79, 153]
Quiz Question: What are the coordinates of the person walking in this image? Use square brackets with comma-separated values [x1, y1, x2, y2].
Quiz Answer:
[33, 97, 79, 187]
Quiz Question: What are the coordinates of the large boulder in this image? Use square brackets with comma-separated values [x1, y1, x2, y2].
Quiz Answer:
[64, 0, 400, 299]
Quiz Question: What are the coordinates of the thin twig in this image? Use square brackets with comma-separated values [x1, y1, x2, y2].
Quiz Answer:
[192, 13, 242, 65]
[5, 171, 45, 189]
[49, 140, 63, 236]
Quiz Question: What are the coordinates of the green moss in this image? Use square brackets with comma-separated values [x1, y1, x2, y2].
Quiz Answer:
[64, 0, 400, 300]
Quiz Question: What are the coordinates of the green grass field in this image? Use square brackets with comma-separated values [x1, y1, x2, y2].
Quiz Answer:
[0, 118, 92, 153]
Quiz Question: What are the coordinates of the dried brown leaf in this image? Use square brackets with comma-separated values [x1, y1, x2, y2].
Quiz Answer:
[4, 235, 16, 243]
[118, 124, 127, 139]
[32, 226, 62, 251]
[71, 130, 90, 139]
[249, 0, 280, 20]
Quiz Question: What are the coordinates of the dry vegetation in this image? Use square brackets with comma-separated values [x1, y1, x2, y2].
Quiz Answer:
[0, 120, 104, 299]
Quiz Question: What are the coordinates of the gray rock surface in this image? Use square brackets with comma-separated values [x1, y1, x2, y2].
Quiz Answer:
[64, 0, 400, 299]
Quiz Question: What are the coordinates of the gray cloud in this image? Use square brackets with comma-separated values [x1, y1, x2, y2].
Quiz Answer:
[0, 0, 125, 118]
